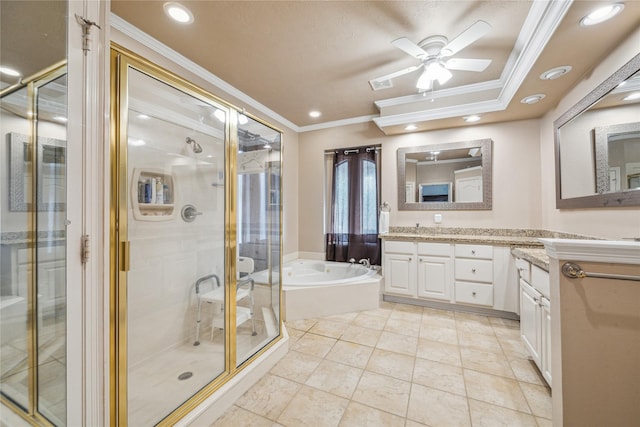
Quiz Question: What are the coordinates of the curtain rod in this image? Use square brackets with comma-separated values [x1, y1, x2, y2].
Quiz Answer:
[324, 145, 381, 155]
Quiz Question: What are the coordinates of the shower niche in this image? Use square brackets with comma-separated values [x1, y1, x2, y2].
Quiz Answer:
[131, 168, 176, 221]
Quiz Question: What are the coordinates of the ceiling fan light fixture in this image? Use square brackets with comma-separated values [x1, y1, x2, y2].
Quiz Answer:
[163, 2, 194, 24]
[580, 3, 624, 26]
[417, 61, 452, 89]
[520, 94, 546, 105]
[540, 66, 572, 80]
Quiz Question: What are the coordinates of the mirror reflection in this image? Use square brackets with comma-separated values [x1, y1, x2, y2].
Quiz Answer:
[555, 54, 640, 208]
[397, 139, 492, 210]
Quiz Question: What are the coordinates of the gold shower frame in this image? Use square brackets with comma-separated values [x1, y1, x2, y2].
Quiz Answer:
[110, 44, 284, 427]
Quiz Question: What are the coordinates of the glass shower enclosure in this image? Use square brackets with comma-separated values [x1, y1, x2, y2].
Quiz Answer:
[111, 46, 282, 426]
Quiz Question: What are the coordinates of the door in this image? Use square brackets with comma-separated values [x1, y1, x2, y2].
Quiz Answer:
[519, 279, 541, 366]
[417, 256, 451, 301]
[112, 51, 230, 426]
[384, 254, 415, 296]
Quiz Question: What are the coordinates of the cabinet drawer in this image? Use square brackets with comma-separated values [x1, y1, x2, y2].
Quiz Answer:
[531, 265, 550, 299]
[384, 241, 415, 255]
[455, 258, 493, 283]
[455, 244, 492, 259]
[455, 281, 493, 307]
[515, 257, 531, 283]
[417, 242, 450, 257]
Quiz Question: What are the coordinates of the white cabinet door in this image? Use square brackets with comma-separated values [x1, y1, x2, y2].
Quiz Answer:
[417, 256, 451, 301]
[455, 176, 482, 202]
[541, 297, 552, 386]
[384, 254, 416, 296]
[520, 279, 541, 366]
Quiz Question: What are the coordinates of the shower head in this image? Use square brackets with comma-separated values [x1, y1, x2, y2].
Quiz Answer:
[186, 137, 203, 153]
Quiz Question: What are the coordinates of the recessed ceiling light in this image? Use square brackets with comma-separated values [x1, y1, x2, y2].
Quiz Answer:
[0, 66, 20, 77]
[623, 92, 640, 101]
[309, 111, 321, 118]
[163, 2, 194, 24]
[463, 115, 481, 123]
[580, 3, 624, 26]
[520, 94, 546, 105]
[540, 66, 572, 80]
[405, 124, 418, 131]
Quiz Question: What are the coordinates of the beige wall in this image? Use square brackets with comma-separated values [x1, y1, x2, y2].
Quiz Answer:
[539, 27, 640, 240]
[111, 29, 300, 257]
[298, 119, 542, 253]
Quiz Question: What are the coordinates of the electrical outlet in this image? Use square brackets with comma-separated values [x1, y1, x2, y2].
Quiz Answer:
[434, 213, 443, 224]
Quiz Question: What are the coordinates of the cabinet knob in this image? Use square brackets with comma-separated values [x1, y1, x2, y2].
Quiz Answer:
[472, 291, 477, 297]
[471, 250, 476, 255]
[472, 268, 476, 273]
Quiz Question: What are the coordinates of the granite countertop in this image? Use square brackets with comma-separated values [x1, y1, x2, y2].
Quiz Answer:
[511, 247, 550, 271]
[380, 232, 545, 247]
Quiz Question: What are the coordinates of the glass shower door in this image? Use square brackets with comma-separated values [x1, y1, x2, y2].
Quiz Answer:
[116, 63, 228, 426]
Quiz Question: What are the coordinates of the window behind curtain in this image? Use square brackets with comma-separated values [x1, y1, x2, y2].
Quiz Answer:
[325, 146, 381, 265]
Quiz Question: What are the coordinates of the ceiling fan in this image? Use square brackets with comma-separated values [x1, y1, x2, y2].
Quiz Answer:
[369, 20, 492, 91]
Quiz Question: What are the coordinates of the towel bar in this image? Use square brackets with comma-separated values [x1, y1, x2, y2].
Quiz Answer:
[562, 262, 640, 282]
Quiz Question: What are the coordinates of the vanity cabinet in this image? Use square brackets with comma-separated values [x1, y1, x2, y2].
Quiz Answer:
[516, 257, 552, 386]
[383, 240, 517, 314]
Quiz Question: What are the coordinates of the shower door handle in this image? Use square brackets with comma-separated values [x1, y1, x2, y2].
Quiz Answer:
[120, 241, 130, 271]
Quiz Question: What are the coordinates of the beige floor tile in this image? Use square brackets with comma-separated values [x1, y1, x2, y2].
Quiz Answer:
[421, 315, 457, 330]
[393, 303, 424, 314]
[309, 319, 350, 339]
[351, 371, 411, 417]
[285, 327, 305, 344]
[419, 324, 458, 345]
[464, 369, 531, 413]
[413, 357, 466, 396]
[468, 399, 538, 427]
[212, 405, 274, 427]
[405, 421, 430, 427]
[416, 338, 462, 367]
[519, 382, 552, 419]
[284, 318, 318, 332]
[305, 359, 363, 399]
[492, 324, 522, 340]
[376, 331, 418, 356]
[536, 416, 553, 427]
[388, 309, 421, 323]
[340, 325, 381, 347]
[509, 358, 544, 385]
[269, 349, 322, 383]
[456, 319, 496, 336]
[359, 307, 393, 319]
[277, 385, 349, 427]
[457, 330, 503, 354]
[291, 332, 337, 358]
[423, 307, 455, 319]
[384, 317, 421, 337]
[460, 347, 515, 378]
[488, 317, 520, 329]
[326, 340, 374, 369]
[500, 337, 531, 359]
[365, 348, 415, 381]
[352, 313, 388, 330]
[407, 384, 471, 427]
[235, 374, 300, 420]
[338, 401, 405, 427]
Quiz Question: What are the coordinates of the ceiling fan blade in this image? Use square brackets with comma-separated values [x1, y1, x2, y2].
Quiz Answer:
[441, 20, 491, 57]
[391, 37, 428, 59]
[370, 65, 422, 83]
[444, 58, 492, 72]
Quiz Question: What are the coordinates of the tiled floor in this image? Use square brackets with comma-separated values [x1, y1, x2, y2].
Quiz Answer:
[213, 302, 552, 427]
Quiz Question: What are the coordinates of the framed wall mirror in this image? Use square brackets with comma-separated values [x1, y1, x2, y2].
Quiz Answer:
[397, 138, 492, 210]
[554, 53, 640, 208]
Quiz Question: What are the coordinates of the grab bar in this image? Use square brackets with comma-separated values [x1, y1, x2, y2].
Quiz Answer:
[562, 262, 640, 282]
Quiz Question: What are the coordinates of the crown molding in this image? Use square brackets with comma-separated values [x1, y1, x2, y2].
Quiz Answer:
[110, 13, 302, 133]
[298, 114, 378, 133]
[541, 239, 640, 265]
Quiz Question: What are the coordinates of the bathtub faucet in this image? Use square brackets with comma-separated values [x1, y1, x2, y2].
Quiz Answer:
[359, 258, 371, 269]
[349, 258, 356, 264]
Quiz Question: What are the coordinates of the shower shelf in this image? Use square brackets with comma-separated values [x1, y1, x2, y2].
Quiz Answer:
[131, 168, 177, 221]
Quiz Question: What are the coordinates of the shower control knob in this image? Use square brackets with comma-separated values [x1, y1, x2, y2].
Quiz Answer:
[181, 204, 203, 222]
